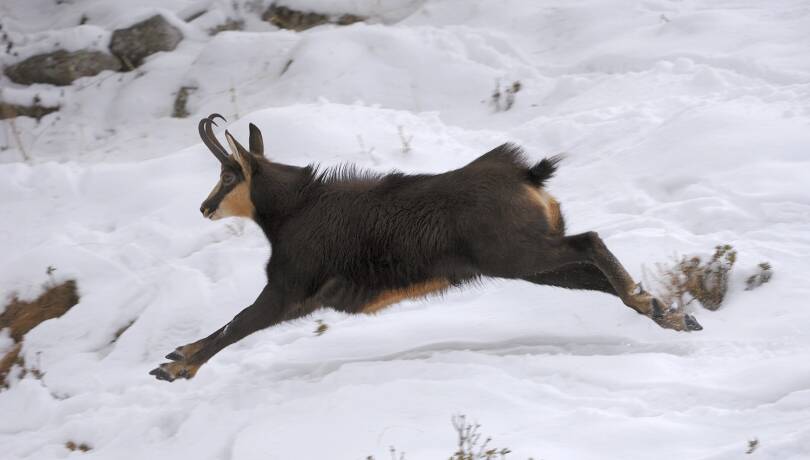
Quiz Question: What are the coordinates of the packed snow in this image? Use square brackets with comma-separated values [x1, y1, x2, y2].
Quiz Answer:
[1, 0, 809, 459]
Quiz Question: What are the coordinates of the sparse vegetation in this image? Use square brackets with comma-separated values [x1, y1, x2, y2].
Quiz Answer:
[208, 18, 244, 35]
[449, 415, 513, 460]
[262, 4, 365, 31]
[397, 126, 413, 154]
[646, 244, 737, 311]
[745, 262, 773, 291]
[110, 319, 136, 344]
[172, 85, 197, 118]
[65, 441, 92, 452]
[0, 343, 22, 389]
[646, 245, 775, 311]
[746, 438, 759, 454]
[0, 267, 79, 388]
[490, 80, 521, 112]
[0, 98, 59, 122]
[366, 415, 526, 460]
[314, 319, 328, 336]
[357, 134, 376, 157]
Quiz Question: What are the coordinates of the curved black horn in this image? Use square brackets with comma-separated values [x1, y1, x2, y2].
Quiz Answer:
[198, 113, 229, 164]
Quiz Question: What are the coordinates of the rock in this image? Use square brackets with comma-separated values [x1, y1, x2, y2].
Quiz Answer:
[110, 15, 183, 68]
[3, 50, 121, 86]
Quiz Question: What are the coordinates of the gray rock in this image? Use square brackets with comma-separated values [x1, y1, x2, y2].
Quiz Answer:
[4, 50, 121, 86]
[110, 15, 183, 68]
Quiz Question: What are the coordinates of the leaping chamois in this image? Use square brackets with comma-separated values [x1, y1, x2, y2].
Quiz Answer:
[149, 114, 702, 382]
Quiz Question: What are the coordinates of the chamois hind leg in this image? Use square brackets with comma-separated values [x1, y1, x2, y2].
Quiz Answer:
[522, 263, 618, 296]
[150, 282, 318, 382]
[535, 232, 701, 331]
[484, 231, 700, 331]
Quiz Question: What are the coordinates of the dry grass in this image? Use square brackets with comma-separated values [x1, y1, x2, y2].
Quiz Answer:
[0, 343, 22, 389]
[366, 415, 523, 460]
[262, 5, 365, 31]
[1, 279, 80, 342]
[171, 86, 197, 118]
[490, 81, 522, 112]
[646, 244, 737, 311]
[745, 262, 773, 291]
[0, 277, 79, 388]
[313, 319, 329, 336]
[449, 415, 512, 460]
[746, 439, 759, 454]
[65, 441, 92, 452]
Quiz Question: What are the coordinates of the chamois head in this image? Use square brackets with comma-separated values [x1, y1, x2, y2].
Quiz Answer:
[198, 114, 264, 220]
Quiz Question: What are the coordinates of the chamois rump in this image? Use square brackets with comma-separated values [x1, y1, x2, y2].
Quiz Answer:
[149, 114, 702, 382]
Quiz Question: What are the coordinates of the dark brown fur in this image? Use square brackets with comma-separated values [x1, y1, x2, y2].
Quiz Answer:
[150, 115, 702, 382]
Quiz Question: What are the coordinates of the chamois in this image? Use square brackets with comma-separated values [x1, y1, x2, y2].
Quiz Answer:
[149, 114, 702, 382]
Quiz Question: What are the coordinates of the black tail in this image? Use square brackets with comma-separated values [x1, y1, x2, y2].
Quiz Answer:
[528, 154, 565, 187]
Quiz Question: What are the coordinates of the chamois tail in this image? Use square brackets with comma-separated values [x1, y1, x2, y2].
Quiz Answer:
[528, 154, 565, 188]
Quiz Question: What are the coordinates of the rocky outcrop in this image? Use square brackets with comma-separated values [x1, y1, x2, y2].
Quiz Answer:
[3, 50, 120, 86]
[109, 15, 183, 68]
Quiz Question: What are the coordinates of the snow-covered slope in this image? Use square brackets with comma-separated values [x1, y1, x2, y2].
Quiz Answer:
[1, 1, 809, 459]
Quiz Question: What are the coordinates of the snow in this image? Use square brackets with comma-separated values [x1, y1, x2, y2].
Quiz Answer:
[1, 0, 810, 459]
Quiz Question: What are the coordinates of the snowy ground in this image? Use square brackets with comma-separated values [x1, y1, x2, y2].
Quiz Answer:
[2, 0, 810, 459]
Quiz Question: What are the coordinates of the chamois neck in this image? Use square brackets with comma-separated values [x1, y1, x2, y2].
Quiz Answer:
[250, 161, 313, 239]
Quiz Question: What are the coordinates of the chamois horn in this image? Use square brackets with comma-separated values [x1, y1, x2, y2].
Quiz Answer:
[198, 113, 229, 164]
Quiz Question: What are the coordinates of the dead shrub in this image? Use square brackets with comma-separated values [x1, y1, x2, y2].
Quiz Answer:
[449, 415, 512, 460]
[172, 85, 197, 118]
[366, 415, 523, 460]
[313, 319, 328, 336]
[490, 81, 521, 112]
[645, 244, 737, 311]
[65, 441, 92, 452]
[745, 263, 773, 291]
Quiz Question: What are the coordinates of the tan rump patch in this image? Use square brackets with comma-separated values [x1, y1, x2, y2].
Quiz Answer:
[362, 279, 451, 314]
[524, 184, 562, 235]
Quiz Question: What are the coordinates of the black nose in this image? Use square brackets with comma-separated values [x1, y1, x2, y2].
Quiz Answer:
[200, 206, 207, 215]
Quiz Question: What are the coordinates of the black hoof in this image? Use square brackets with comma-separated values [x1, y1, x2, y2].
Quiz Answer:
[165, 351, 183, 361]
[149, 367, 174, 382]
[684, 314, 703, 331]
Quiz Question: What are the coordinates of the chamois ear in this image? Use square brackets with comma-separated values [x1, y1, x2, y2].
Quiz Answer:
[248, 123, 264, 157]
[224, 130, 255, 175]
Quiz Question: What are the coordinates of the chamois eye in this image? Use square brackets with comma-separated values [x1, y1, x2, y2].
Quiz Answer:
[222, 172, 237, 186]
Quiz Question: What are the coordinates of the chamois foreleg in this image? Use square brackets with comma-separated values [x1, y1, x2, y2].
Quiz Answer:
[149, 282, 316, 382]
